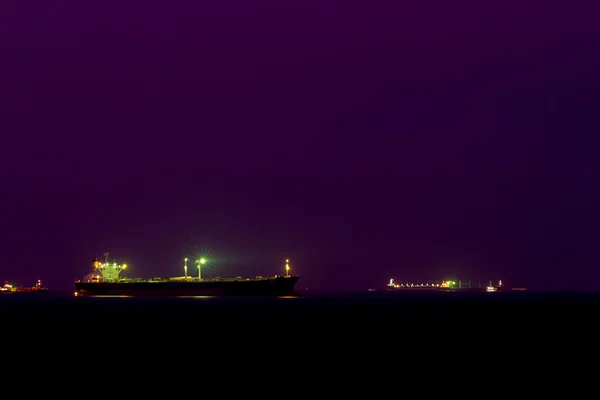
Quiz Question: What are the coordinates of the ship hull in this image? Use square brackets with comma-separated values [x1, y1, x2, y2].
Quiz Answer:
[74, 276, 300, 297]
[1, 291, 47, 295]
[1, 288, 48, 294]
[387, 287, 503, 293]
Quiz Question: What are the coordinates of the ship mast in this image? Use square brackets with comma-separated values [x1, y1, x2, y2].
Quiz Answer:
[196, 257, 206, 280]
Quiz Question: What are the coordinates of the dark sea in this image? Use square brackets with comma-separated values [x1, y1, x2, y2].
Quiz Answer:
[3, 290, 597, 330]
[2, 290, 594, 386]
[2, 290, 596, 367]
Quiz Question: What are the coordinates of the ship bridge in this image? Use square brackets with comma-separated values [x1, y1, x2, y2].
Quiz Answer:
[97, 262, 126, 281]
[94, 254, 127, 282]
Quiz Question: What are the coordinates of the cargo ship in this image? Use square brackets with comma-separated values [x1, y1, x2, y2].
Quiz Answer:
[386, 279, 504, 293]
[74, 254, 300, 297]
[1, 280, 48, 294]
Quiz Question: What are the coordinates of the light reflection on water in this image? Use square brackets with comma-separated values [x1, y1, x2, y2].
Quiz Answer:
[81, 295, 300, 299]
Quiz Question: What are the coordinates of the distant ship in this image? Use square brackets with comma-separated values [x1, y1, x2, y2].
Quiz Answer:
[1, 280, 48, 294]
[386, 279, 504, 293]
[74, 254, 300, 297]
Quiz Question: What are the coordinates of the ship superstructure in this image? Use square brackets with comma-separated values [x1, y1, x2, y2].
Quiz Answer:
[387, 278, 504, 292]
[89, 253, 127, 282]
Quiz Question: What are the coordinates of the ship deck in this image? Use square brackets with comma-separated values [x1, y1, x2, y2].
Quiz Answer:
[74, 275, 300, 296]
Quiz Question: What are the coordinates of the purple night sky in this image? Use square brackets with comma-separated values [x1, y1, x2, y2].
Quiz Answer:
[1, 1, 599, 291]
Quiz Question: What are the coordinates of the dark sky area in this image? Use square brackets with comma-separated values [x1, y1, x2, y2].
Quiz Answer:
[1, 1, 599, 291]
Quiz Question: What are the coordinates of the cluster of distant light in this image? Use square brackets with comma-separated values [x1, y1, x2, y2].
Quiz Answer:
[1, 280, 44, 293]
[387, 279, 454, 288]
[0, 283, 14, 291]
[392, 283, 443, 288]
